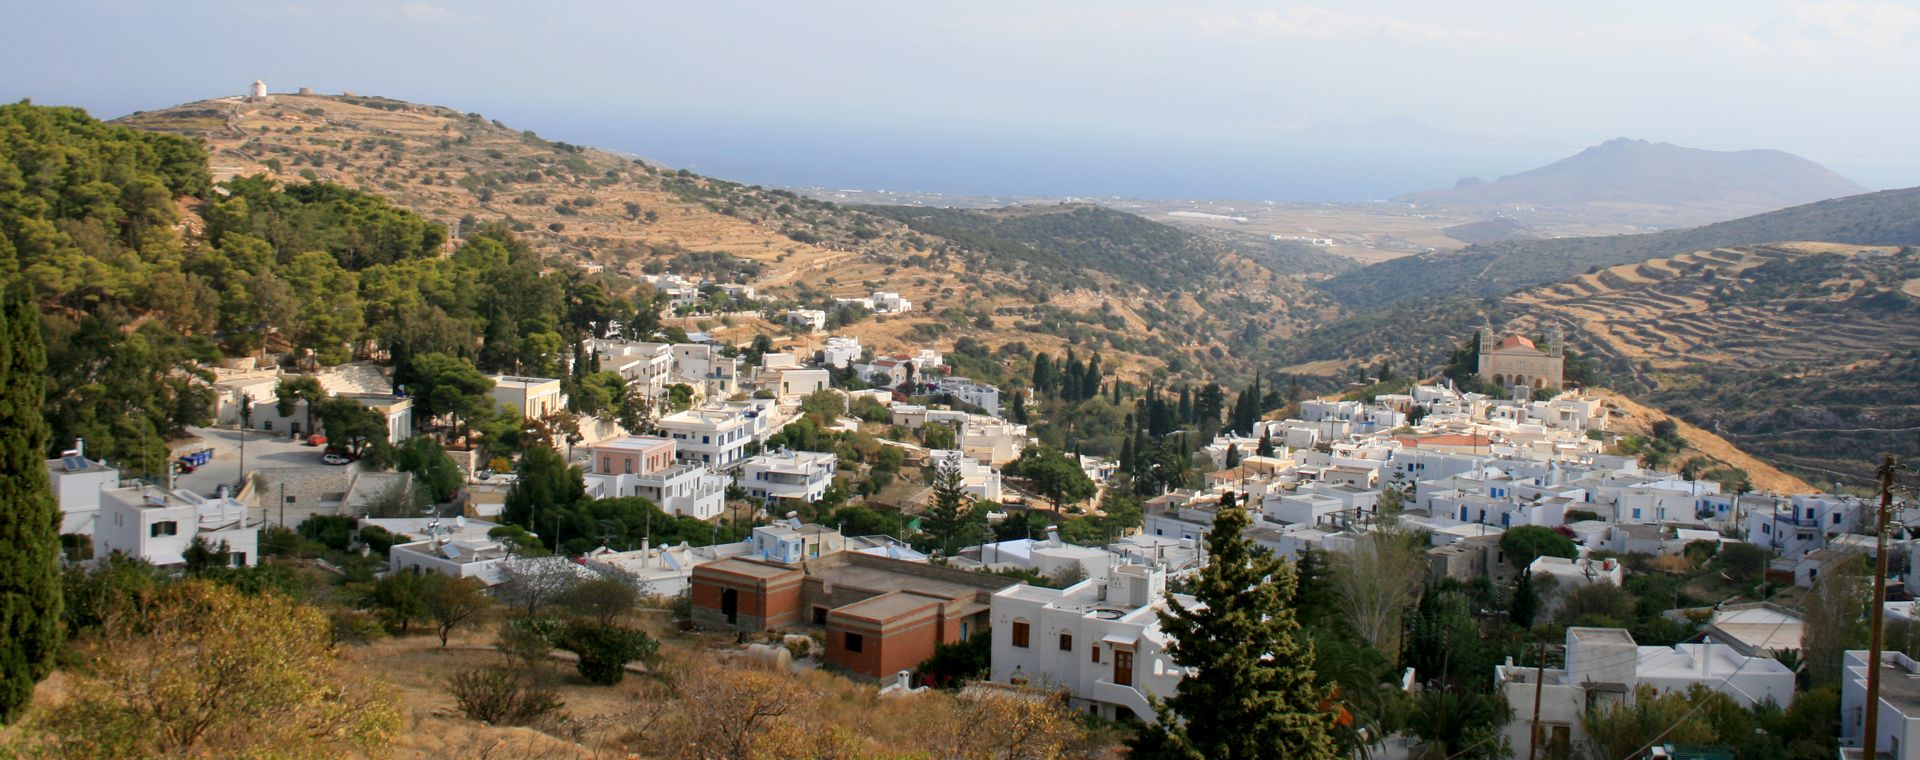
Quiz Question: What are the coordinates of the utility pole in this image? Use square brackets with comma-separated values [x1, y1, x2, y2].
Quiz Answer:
[1528, 638, 1547, 760]
[1863, 454, 1904, 760]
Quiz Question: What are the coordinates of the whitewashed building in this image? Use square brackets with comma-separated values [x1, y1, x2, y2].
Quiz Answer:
[990, 564, 1190, 722]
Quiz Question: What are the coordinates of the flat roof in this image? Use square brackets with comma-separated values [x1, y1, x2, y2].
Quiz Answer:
[700, 557, 802, 581]
[831, 590, 946, 623]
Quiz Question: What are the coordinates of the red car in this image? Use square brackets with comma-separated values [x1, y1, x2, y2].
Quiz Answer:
[306, 434, 328, 446]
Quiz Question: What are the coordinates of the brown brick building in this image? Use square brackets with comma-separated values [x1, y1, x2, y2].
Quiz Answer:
[689, 552, 1009, 679]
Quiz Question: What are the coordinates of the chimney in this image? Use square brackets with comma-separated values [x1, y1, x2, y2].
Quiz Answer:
[75, 437, 85, 459]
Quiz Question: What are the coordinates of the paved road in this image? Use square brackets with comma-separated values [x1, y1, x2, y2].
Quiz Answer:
[172, 426, 357, 496]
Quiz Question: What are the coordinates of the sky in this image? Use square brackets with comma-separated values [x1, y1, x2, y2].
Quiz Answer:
[7, 0, 1920, 200]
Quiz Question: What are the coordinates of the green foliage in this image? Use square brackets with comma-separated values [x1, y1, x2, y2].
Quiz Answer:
[553, 620, 658, 685]
[915, 631, 991, 688]
[394, 435, 463, 503]
[362, 572, 427, 634]
[297, 514, 359, 553]
[1130, 507, 1338, 759]
[0, 282, 61, 724]
[864, 204, 1222, 292]
[1009, 446, 1096, 508]
[1498, 525, 1578, 569]
[918, 462, 980, 556]
[316, 397, 388, 456]
[555, 577, 639, 626]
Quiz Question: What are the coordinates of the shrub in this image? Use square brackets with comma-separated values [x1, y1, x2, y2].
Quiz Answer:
[448, 667, 563, 726]
[554, 620, 658, 685]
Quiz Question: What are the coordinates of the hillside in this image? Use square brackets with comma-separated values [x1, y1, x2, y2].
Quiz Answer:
[1396, 138, 1867, 226]
[1275, 243, 1920, 484]
[115, 92, 1326, 381]
[1321, 185, 1920, 311]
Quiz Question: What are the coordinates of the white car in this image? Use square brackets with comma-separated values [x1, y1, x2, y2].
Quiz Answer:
[321, 453, 351, 466]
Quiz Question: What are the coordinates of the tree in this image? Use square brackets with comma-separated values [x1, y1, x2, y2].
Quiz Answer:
[32, 580, 398, 757]
[921, 462, 977, 556]
[1499, 525, 1578, 569]
[1224, 443, 1241, 469]
[274, 375, 327, 435]
[557, 576, 640, 626]
[0, 283, 61, 724]
[1015, 446, 1096, 510]
[553, 619, 658, 685]
[1404, 688, 1512, 759]
[1802, 552, 1871, 688]
[1256, 429, 1275, 457]
[1130, 506, 1338, 759]
[363, 571, 427, 634]
[394, 435, 463, 503]
[1580, 685, 1717, 760]
[420, 573, 492, 648]
[1332, 518, 1428, 661]
[1509, 571, 1539, 629]
[400, 352, 494, 437]
[316, 397, 388, 456]
[1715, 542, 1769, 584]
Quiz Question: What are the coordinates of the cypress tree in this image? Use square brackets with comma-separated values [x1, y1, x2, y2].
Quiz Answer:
[1257, 429, 1275, 458]
[1177, 386, 1192, 424]
[1032, 353, 1053, 398]
[1081, 353, 1102, 400]
[1224, 443, 1241, 469]
[0, 283, 62, 724]
[1130, 506, 1338, 759]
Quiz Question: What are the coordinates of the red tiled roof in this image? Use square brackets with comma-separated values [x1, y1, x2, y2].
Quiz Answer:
[1497, 335, 1536, 350]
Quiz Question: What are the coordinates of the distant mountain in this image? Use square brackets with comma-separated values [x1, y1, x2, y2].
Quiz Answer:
[1397, 138, 1868, 224]
[1321, 185, 1920, 311]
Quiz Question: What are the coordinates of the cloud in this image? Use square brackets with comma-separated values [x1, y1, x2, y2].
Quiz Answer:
[1782, 0, 1920, 49]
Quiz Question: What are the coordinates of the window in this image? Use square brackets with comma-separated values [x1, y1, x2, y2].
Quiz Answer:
[1011, 620, 1030, 648]
[845, 633, 863, 653]
[150, 521, 179, 537]
[624, 458, 633, 474]
[1091, 645, 1101, 663]
[1632, 509, 1642, 519]
[1833, 513, 1842, 525]
[1059, 632, 1074, 651]
[813, 607, 829, 625]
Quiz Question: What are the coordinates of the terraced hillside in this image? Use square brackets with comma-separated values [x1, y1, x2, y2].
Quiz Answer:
[116, 93, 1325, 381]
[1321, 186, 1920, 312]
[1509, 244, 1920, 379]
[1513, 244, 1920, 484]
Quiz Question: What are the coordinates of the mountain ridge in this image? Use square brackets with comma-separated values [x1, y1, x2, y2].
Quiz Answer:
[1396, 137, 1867, 225]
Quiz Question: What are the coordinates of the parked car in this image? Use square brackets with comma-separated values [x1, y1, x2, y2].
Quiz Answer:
[321, 453, 351, 466]
[306, 434, 328, 447]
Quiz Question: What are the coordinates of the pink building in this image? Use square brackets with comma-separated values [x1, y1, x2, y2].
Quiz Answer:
[591, 437, 675, 477]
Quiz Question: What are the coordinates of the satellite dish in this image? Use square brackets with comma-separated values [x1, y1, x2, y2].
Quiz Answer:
[455, 516, 467, 530]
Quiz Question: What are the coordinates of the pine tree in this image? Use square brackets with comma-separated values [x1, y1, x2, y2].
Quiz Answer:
[922, 462, 973, 555]
[0, 283, 62, 724]
[1130, 506, 1338, 759]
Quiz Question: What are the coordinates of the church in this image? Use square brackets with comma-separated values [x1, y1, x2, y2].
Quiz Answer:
[1477, 327, 1564, 391]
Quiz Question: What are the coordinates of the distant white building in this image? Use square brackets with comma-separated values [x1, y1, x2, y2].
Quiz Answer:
[582, 437, 727, 520]
[870, 291, 912, 313]
[935, 377, 1001, 417]
[737, 449, 838, 504]
[93, 486, 260, 567]
[46, 444, 121, 535]
[1495, 627, 1794, 758]
[595, 340, 675, 399]
[786, 309, 827, 332]
[656, 407, 758, 467]
[1842, 651, 1920, 758]
[991, 565, 1189, 722]
[822, 336, 863, 369]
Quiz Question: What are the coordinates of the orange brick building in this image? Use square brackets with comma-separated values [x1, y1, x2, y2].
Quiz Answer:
[689, 552, 1008, 679]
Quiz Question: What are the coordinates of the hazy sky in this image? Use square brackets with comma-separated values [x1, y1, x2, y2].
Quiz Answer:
[8, 0, 1919, 199]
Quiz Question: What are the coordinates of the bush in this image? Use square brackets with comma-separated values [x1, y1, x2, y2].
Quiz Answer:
[553, 620, 658, 685]
[498, 616, 560, 668]
[448, 667, 564, 726]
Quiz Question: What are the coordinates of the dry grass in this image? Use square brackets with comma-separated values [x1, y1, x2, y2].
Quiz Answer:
[1592, 389, 1814, 494]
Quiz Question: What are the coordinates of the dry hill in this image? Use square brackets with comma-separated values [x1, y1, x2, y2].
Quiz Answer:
[118, 92, 1327, 382]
